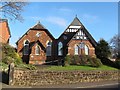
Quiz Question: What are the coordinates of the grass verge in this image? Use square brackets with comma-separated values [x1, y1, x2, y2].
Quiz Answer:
[45, 65, 118, 71]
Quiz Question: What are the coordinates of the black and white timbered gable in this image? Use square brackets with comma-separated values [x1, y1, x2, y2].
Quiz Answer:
[58, 16, 97, 47]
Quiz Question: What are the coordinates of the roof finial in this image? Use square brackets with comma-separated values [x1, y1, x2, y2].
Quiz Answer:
[76, 14, 77, 18]
[37, 20, 40, 24]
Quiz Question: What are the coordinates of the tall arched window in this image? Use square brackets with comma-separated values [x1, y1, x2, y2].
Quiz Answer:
[74, 45, 79, 55]
[58, 42, 63, 56]
[35, 45, 40, 55]
[79, 42, 85, 55]
[23, 40, 29, 55]
[46, 41, 52, 56]
[85, 45, 89, 55]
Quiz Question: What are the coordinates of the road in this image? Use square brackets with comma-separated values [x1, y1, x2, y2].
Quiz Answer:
[1, 80, 120, 90]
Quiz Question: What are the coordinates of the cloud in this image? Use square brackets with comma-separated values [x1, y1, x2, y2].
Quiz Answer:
[59, 8, 72, 12]
[46, 16, 67, 27]
[30, 16, 42, 21]
[82, 14, 100, 23]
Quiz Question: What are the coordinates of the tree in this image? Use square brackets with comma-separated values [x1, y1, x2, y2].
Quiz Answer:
[95, 39, 111, 59]
[109, 34, 120, 59]
[0, 2, 27, 22]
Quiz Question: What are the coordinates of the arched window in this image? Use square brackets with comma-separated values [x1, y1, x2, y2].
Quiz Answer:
[58, 42, 63, 56]
[35, 45, 40, 55]
[74, 45, 79, 55]
[23, 40, 29, 55]
[85, 45, 89, 55]
[79, 42, 85, 55]
[46, 41, 52, 56]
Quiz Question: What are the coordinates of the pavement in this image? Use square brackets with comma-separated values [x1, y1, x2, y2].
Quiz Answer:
[0, 80, 119, 89]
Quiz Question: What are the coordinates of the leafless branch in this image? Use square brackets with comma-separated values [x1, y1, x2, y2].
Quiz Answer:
[0, 2, 27, 22]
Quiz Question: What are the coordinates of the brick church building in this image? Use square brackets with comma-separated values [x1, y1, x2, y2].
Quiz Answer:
[16, 16, 97, 64]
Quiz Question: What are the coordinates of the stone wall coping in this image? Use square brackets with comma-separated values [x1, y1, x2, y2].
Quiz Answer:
[14, 68, 119, 72]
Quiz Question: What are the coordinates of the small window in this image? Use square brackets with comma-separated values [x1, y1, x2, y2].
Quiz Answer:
[35, 45, 40, 55]
[36, 32, 41, 38]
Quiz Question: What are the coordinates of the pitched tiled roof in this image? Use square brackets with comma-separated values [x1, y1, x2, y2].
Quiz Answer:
[30, 21, 46, 30]
[16, 21, 55, 45]
[70, 16, 82, 26]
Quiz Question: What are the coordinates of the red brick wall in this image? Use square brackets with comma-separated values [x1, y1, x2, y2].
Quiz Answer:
[68, 40, 96, 56]
[0, 21, 10, 43]
[29, 43, 46, 64]
[17, 29, 53, 64]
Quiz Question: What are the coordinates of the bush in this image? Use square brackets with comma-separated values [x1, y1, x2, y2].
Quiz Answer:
[80, 55, 90, 65]
[1, 43, 36, 70]
[88, 57, 103, 67]
[115, 60, 120, 69]
[73, 55, 80, 65]
[0, 61, 8, 71]
[65, 55, 103, 67]
[17, 64, 36, 70]
[64, 55, 71, 66]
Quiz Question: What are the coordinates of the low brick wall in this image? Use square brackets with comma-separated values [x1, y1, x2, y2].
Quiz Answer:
[11, 68, 119, 86]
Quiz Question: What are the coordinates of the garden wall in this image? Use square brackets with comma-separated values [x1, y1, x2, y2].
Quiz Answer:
[10, 68, 119, 86]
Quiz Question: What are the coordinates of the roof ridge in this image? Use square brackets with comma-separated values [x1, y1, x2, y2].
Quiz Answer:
[30, 21, 46, 30]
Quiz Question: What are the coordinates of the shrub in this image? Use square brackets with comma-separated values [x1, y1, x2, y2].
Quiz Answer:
[71, 55, 91, 66]
[0, 61, 8, 71]
[64, 55, 71, 66]
[73, 55, 80, 65]
[1, 43, 36, 70]
[88, 57, 103, 67]
[17, 64, 36, 70]
[80, 55, 90, 65]
[67, 55, 103, 67]
[115, 60, 120, 69]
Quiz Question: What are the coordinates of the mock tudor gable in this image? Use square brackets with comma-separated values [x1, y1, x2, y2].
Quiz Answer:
[16, 16, 97, 65]
[57, 17, 97, 57]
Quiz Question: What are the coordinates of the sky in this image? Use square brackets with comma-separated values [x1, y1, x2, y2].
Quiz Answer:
[8, 2, 118, 47]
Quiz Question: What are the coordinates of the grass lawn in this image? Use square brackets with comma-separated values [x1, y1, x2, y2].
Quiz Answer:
[45, 65, 118, 71]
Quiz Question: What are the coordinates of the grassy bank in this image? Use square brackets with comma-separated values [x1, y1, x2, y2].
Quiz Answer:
[45, 65, 118, 71]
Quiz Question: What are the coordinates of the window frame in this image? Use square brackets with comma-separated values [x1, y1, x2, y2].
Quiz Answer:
[58, 42, 63, 56]
[35, 45, 40, 55]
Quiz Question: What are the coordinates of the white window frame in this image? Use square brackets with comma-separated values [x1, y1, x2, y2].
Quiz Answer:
[46, 41, 52, 56]
[35, 45, 40, 55]
[74, 45, 79, 55]
[85, 45, 89, 55]
[58, 42, 63, 56]
[23, 40, 30, 55]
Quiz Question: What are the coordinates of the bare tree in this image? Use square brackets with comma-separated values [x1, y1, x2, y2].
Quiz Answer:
[109, 34, 120, 59]
[0, 1, 27, 22]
